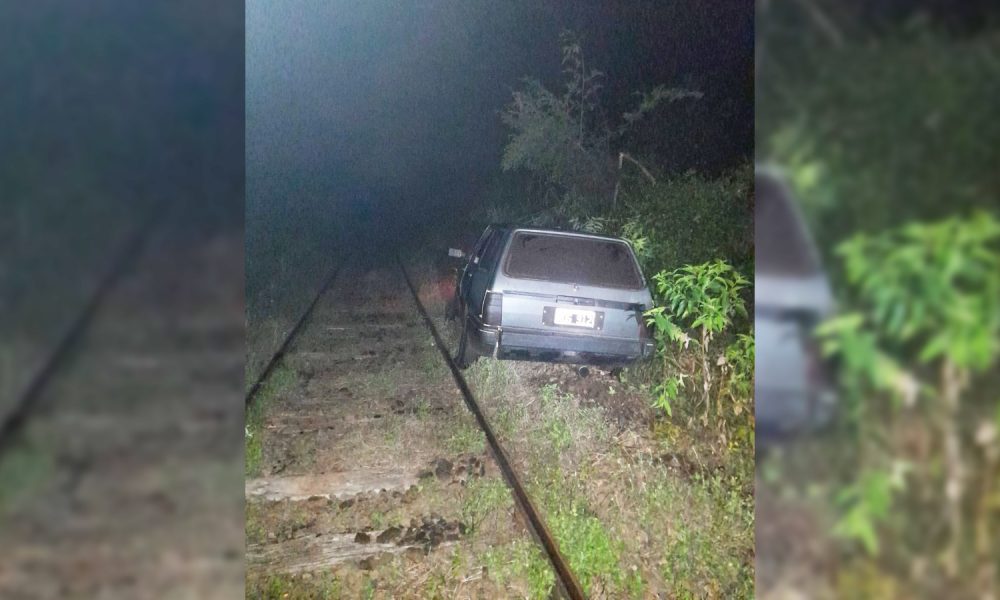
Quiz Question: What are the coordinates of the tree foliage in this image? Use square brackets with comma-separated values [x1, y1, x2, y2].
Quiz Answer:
[817, 213, 1000, 575]
[500, 31, 702, 214]
[644, 260, 752, 443]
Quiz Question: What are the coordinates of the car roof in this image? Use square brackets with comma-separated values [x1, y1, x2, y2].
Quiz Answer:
[486, 224, 630, 244]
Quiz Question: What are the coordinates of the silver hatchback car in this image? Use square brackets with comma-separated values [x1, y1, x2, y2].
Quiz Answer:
[755, 168, 837, 440]
[446, 226, 655, 369]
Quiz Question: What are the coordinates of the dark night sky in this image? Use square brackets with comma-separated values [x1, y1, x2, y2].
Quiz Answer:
[247, 1, 753, 229]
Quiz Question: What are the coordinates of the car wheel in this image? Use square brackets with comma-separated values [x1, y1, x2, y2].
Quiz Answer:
[455, 317, 476, 369]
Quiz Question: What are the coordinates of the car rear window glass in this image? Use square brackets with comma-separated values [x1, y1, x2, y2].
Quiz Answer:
[504, 232, 643, 288]
[755, 174, 822, 276]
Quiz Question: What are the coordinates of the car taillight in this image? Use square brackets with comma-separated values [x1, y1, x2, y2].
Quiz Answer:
[637, 310, 651, 339]
[804, 339, 826, 387]
[483, 291, 502, 326]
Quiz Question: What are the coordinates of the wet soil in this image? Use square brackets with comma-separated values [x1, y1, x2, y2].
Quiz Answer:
[522, 362, 655, 429]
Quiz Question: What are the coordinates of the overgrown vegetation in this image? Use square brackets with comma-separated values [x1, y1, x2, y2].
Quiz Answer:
[245, 364, 297, 477]
[445, 422, 486, 455]
[758, 3, 1000, 596]
[817, 213, 1000, 579]
[0, 442, 53, 517]
[461, 477, 513, 534]
[482, 539, 556, 599]
[757, 9, 1000, 265]
[644, 260, 753, 449]
[489, 34, 754, 442]
[538, 490, 630, 596]
[487, 32, 750, 269]
[462, 355, 754, 598]
[246, 572, 343, 600]
[479, 31, 755, 596]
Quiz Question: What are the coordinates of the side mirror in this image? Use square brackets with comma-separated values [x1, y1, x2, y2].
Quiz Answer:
[448, 248, 465, 258]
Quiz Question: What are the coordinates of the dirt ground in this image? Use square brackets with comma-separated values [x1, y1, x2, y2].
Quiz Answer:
[0, 223, 245, 598]
[245, 256, 550, 598]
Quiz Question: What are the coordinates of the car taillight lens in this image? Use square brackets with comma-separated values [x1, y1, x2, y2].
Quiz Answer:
[637, 311, 651, 339]
[804, 339, 827, 387]
[483, 291, 502, 326]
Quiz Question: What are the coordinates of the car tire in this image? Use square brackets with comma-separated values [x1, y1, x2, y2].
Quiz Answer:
[455, 317, 476, 369]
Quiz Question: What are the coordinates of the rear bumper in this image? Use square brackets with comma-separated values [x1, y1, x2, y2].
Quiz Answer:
[755, 385, 837, 438]
[470, 322, 653, 366]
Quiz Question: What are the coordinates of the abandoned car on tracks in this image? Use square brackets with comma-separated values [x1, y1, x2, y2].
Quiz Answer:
[446, 225, 655, 369]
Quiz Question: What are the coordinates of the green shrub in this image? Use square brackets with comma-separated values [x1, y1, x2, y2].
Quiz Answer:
[461, 477, 513, 533]
[817, 212, 1000, 572]
[644, 260, 750, 432]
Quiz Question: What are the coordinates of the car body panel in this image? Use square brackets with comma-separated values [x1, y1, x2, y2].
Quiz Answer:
[755, 167, 838, 439]
[454, 226, 654, 366]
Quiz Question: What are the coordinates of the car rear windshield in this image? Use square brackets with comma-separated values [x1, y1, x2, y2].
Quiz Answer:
[755, 174, 822, 276]
[503, 232, 643, 289]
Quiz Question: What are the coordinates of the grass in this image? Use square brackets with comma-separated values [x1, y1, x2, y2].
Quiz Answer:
[461, 476, 513, 533]
[539, 382, 560, 405]
[246, 572, 343, 599]
[642, 471, 754, 599]
[467, 366, 635, 595]
[381, 414, 403, 445]
[0, 440, 53, 517]
[491, 401, 523, 441]
[464, 355, 754, 598]
[414, 396, 431, 419]
[419, 344, 447, 378]
[534, 481, 628, 596]
[482, 540, 556, 599]
[467, 358, 515, 399]
[445, 422, 486, 455]
[544, 414, 573, 452]
[245, 363, 297, 477]
[245, 502, 267, 545]
[361, 576, 376, 600]
[360, 367, 396, 399]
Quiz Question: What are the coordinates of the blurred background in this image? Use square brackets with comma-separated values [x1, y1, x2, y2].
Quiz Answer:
[0, 2, 244, 596]
[755, 0, 1000, 598]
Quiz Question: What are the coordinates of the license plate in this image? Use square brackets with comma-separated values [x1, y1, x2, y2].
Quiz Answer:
[552, 307, 597, 328]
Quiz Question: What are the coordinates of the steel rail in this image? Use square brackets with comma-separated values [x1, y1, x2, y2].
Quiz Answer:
[398, 256, 586, 600]
[245, 255, 350, 409]
[0, 203, 166, 456]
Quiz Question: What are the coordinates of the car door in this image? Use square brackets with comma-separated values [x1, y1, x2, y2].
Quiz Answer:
[459, 227, 496, 309]
[464, 229, 505, 319]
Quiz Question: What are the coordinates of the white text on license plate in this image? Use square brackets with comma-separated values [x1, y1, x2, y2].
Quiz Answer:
[553, 307, 596, 328]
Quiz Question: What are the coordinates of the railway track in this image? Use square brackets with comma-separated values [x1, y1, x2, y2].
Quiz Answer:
[398, 257, 586, 600]
[0, 214, 245, 596]
[245, 258, 350, 409]
[246, 253, 586, 598]
[0, 206, 165, 456]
